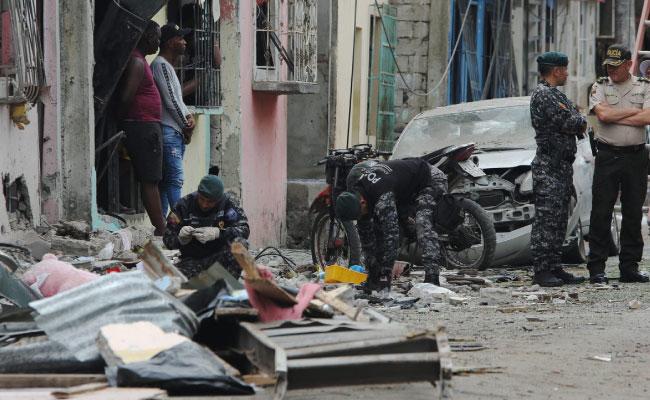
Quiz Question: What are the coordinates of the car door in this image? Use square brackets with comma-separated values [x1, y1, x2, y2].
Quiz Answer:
[571, 134, 595, 236]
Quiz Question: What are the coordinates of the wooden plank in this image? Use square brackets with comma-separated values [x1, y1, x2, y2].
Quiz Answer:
[51, 383, 108, 399]
[247, 279, 298, 307]
[0, 374, 106, 389]
[314, 290, 370, 322]
[231, 242, 261, 279]
[242, 373, 277, 387]
[231, 243, 298, 307]
[141, 241, 188, 283]
[69, 388, 166, 400]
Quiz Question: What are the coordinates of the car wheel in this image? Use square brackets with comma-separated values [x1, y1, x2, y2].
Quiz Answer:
[563, 220, 587, 264]
[608, 212, 620, 256]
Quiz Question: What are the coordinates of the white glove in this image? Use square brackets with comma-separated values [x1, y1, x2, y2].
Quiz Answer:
[178, 226, 195, 245]
[193, 227, 220, 244]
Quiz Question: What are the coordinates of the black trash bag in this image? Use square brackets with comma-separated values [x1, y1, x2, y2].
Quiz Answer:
[106, 341, 254, 396]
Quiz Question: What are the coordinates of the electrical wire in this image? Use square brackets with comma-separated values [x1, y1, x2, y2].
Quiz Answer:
[254, 246, 297, 268]
[373, 0, 472, 97]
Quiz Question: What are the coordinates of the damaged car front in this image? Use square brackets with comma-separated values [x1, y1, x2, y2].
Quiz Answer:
[392, 97, 606, 267]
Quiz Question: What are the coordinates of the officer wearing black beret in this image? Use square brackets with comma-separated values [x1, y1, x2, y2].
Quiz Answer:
[587, 44, 650, 284]
[529, 51, 588, 287]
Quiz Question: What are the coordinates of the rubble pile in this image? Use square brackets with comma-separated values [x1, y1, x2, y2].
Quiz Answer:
[0, 230, 452, 398]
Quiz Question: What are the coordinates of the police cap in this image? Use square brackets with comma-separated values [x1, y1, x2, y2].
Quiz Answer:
[602, 44, 631, 67]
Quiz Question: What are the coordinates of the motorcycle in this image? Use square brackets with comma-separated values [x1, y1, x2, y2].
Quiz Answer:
[309, 144, 387, 268]
[309, 143, 497, 271]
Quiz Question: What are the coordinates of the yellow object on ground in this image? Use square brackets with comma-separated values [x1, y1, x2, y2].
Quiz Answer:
[324, 264, 367, 284]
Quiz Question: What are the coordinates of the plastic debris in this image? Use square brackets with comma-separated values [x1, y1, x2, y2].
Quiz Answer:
[21, 254, 99, 297]
[106, 341, 254, 395]
[324, 264, 367, 284]
[408, 283, 457, 304]
[628, 299, 642, 310]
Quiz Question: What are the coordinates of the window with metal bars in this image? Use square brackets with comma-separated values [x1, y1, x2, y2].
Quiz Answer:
[0, 0, 44, 104]
[254, 0, 317, 85]
[168, 0, 221, 108]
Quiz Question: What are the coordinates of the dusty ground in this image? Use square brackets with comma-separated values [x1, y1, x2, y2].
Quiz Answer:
[264, 232, 650, 399]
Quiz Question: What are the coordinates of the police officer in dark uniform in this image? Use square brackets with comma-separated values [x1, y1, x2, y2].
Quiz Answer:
[529, 51, 587, 287]
[335, 158, 447, 291]
[163, 175, 250, 278]
[588, 44, 650, 284]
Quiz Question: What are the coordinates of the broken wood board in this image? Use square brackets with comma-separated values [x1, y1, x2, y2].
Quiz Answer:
[232, 242, 298, 307]
[314, 290, 369, 323]
[51, 383, 108, 399]
[242, 373, 277, 387]
[0, 374, 106, 388]
[58, 388, 166, 400]
[231, 243, 371, 321]
[141, 241, 187, 283]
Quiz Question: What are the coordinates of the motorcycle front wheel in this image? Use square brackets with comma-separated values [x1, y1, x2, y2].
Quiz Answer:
[310, 210, 362, 269]
[442, 198, 496, 270]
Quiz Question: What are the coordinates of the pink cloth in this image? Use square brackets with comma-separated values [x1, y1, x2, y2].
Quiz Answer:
[245, 266, 321, 322]
[21, 254, 99, 297]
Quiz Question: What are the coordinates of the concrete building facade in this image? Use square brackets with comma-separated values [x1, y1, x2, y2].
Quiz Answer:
[1, 0, 318, 249]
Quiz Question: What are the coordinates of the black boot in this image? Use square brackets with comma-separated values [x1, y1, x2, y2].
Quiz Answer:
[552, 268, 586, 284]
[589, 273, 608, 284]
[532, 270, 564, 287]
[424, 272, 440, 286]
[362, 274, 391, 294]
[619, 271, 650, 283]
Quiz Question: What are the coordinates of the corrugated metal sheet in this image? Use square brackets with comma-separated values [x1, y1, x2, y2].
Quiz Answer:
[30, 271, 198, 361]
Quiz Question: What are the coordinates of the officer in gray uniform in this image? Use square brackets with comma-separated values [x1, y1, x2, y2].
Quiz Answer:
[588, 44, 650, 284]
[529, 51, 587, 287]
[335, 158, 447, 291]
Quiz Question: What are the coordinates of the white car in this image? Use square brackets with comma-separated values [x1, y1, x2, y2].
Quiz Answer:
[391, 97, 620, 267]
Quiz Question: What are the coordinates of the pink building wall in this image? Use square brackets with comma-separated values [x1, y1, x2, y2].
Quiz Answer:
[237, 0, 288, 246]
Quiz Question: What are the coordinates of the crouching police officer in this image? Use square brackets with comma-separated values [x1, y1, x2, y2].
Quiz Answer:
[335, 158, 447, 292]
[529, 51, 587, 287]
[163, 175, 250, 278]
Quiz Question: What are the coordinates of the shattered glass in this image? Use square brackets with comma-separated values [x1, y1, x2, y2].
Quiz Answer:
[393, 105, 537, 159]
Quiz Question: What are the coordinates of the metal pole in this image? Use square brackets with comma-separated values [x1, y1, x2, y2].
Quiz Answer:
[345, 0, 358, 148]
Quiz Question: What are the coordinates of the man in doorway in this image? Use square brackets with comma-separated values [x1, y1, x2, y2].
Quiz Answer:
[117, 21, 166, 235]
[152, 24, 196, 216]
[588, 44, 650, 284]
[163, 175, 250, 279]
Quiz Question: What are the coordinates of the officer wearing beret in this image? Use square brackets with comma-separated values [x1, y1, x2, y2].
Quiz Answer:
[529, 51, 588, 287]
[587, 44, 650, 284]
[163, 175, 250, 278]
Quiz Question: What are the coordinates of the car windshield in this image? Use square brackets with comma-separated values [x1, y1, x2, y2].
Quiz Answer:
[392, 105, 537, 158]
